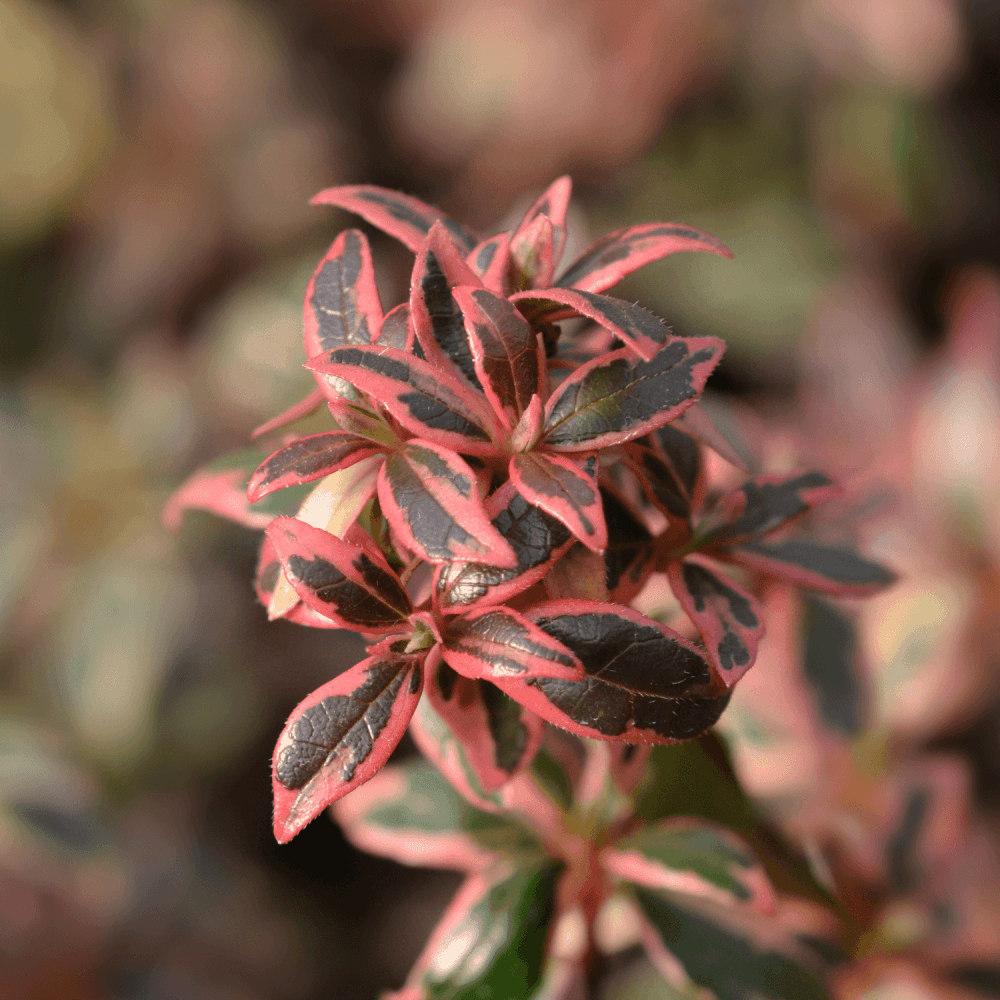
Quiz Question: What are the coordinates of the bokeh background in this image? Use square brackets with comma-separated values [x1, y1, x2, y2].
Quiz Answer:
[3, 0, 1000, 997]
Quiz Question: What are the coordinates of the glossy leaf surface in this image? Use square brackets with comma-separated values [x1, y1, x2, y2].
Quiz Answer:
[435, 483, 574, 611]
[556, 221, 732, 294]
[310, 184, 478, 254]
[378, 441, 517, 567]
[272, 653, 424, 843]
[513, 288, 673, 361]
[467, 232, 513, 295]
[637, 890, 831, 1000]
[374, 302, 412, 350]
[725, 539, 897, 597]
[306, 344, 503, 454]
[454, 285, 542, 426]
[542, 337, 725, 451]
[410, 222, 485, 389]
[266, 516, 412, 630]
[668, 557, 764, 686]
[495, 602, 731, 744]
[303, 229, 383, 360]
[440, 606, 583, 682]
[247, 432, 385, 502]
[605, 818, 776, 911]
[509, 451, 606, 552]
[409, 862, 561, 1000]
[424, 652, 545, 795]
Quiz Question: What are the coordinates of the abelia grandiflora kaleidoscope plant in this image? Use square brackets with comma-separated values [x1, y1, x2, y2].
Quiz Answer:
[168, 177, 895, 999]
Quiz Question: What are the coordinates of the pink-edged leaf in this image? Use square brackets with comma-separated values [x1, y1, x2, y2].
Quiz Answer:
[325, 397, 398, 442]
[667, 556, 764, 687]
[163, 465, 272, 533]
[440, 605, 584, 683]
[542, 337, 725, 451]
[624, 440, 694, 528]
[398, 861, 561, 1000]
[271, 652, 423, 843]
[303, 229, 383, 362]
[266, 516, 411, 631]
[513, 288, 672, 361]
[723, 539, 897, 597]
[674, 401, 749, 473]
[467, 232, 513, 295]
[655, 423, 704, 506]
[305, 344, 504, 454]
[373, 301, 412, 350]
[492, 601, 731, 745]
[332, 759, 524, 871]
[424, 648, 545, 794]
[163, 449, 316, 532]
[604, 817, 776, 913]
[453, 285, 542, 427]
[509, 451, 606, 552]
[511, 393, 545, 452]
[251, 387, 326, 440]
[556, 221, 732, 294]
[378, 440, 517, 568]
[410, 221, 485, 389]
[510, 214, 556, 291]
[434, 480, 575, 612]
[247, 432, 385, 503]
[254, 535, 339, 628]
[712, 471, 842, 546]
[310, 183, 478, 254]
[602, 486, 657, 605]
[513, 176, 572, 256]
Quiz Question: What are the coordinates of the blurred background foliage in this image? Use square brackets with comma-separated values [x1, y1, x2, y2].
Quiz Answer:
[3, 0, 1000, 997]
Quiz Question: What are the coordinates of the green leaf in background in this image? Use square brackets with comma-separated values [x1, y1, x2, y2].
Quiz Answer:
[636, 888, 832, 1000]
[422, 860, 562, 1000]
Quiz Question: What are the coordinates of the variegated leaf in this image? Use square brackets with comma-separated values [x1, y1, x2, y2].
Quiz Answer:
[509, 451, 606, 552]
[604, 818, 776, 912]
[424, 649, 545, 795]
[410, 221, 485, 389]
[467, 231, 513, 295]
[510, 214, 556, 291]
[272, 653, 424, 843]
[542, 337, 725, 451]
[667, 556, 764, 686]
[556, 221, 732, 294]
[440, 605, 584, 682]
[453, 285, 543, 427]
[332, 759, 530, 871]
[247, 432, 385, 503]
[305, 344, 504, 455]
[713, 471, 841, 545]
[254, 534, 340, 629]
[378, 441, 517, 567]
[304, 229, 383, 361]
[401, 862, 561, 1000]
[512, 288, 673, 361]
[724, 539, 897, 597]
[310, 183, 478, 254]
[266, 516, 412, 631]
[636, 890, 832, 1000]
[494, 601, 731, 744]
[373, 301, 412, 350]
[513, 175, 572, 265]
[435, 482, 575, 612]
